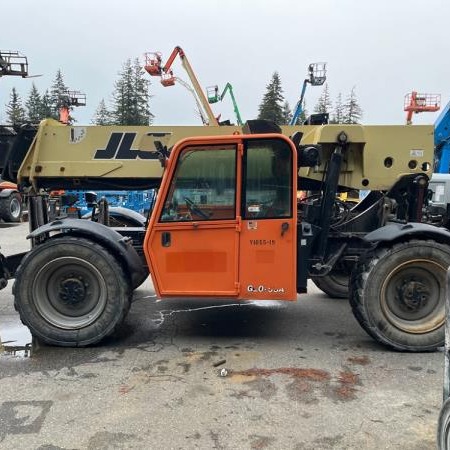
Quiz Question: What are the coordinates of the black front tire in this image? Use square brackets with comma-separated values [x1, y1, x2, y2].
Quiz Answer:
[438, 398, 450, 449]
[13, 236, 131, 347]
[0, 192, 22, 222]
[349, 240, 448, 351]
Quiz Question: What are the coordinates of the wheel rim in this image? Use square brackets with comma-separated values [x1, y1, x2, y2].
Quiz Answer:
[9, 197, 21, 219]
[381, 259, 445, 334]
[33, 256, 107, 329]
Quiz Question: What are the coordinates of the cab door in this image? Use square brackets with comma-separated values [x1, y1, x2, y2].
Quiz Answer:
[145, 135, 297, 300]
[145, 140, 240, 297]
[238, 138, 297, 300]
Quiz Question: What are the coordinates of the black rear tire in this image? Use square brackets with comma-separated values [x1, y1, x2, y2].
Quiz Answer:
[13, 236, 131, 347]
[311, 268, 349, 299]
[349, 240, 448, 351]
[0, 192, 22, 222]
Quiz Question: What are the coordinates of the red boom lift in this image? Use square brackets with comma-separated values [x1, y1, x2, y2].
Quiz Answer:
[404, 91, 441, 125]
[144, 47, 219, 126]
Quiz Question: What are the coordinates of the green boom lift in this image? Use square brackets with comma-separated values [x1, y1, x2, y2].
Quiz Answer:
[206, 82, 243, 126]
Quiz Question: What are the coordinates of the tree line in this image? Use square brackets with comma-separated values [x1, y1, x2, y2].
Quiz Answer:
[257, 72, 363, 125]
[4, 62, 363, 127]
[4, 58, 152, 127]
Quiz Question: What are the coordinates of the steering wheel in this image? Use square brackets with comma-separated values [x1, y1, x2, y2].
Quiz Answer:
[184, 197, 210, 219]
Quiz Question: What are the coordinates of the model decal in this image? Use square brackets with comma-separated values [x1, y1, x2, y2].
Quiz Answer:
[247, 284, 285, 294]
[250, 239, 276, 246]
[94, 132, 159, 160]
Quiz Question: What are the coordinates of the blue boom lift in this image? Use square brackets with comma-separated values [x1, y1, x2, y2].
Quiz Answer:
[290, 62, 327, 126]
[434, 100, 450, 174]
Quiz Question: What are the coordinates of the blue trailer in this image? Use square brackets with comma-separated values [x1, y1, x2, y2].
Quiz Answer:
[66, 189, 156, 216]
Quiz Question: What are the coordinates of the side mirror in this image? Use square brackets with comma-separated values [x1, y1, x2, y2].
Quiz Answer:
[84, 191, 98, 207]
[84, 191, 97, 205]
[290, 131, 303, 149]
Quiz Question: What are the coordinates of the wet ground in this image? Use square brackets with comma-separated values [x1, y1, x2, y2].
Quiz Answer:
[0, 222, 445, 449]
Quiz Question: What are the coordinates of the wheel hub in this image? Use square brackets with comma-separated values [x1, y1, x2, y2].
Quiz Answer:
[381, 259, 445, 334]
[396, 278, 429, 311]
[59, 277, 87, 307]
[32, 255, 109, 330]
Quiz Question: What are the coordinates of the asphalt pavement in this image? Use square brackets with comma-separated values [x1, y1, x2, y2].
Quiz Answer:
[0, 222, 444, 449]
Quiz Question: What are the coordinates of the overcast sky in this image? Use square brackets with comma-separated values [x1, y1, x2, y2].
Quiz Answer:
[1, 0, 449, 127]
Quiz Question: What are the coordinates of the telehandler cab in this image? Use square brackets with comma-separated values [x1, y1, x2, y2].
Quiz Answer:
[0, 119, 448, 351]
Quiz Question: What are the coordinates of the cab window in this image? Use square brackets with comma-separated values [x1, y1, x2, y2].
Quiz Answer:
[242, 139, 292, 219]
[160, 145, 237, 222]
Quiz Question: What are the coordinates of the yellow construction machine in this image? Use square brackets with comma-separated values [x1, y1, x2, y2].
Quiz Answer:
[0, 117, 446, 353]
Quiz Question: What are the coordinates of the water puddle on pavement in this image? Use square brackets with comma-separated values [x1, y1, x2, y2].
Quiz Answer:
[1, 320, 33, 357]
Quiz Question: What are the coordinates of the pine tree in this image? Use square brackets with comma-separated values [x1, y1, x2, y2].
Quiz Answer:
[111, 59, 133, 125]
[50, 69, 69, 119]
[257, 72, 285, 125]
[110, 58, 153, 125]
[6, 87, 26, 126]
[132, 57, 153, 125]
[92, 99, 112, 125]
[25, 83, 42, 123]
[281, 101, 292, 125]
[39, 90, 53, 119]
[331, 92, 344, 124]
[314, 83, 332, 114]
[343, 87, 363, 124]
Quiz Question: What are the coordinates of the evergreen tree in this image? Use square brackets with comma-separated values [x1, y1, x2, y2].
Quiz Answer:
[111, 59, 133, 125]
[92, 99, 113, 125]
[39, 90, 53, 119]
[50, 69, 69, 119]
[6, 87, 26, 126]
[331, 92, 344, 124]
[132, 57, 153, 125]
[110, 58, 152, 125]
[257, 72, 285, 125]
[25, 83, 42, 123]
[281, 101, 292, 125]
[314, 83, 332, 114]
[343, 87, 363, 124]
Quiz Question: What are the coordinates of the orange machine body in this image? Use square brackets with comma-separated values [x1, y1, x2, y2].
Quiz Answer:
[144, 133, 298, 301]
